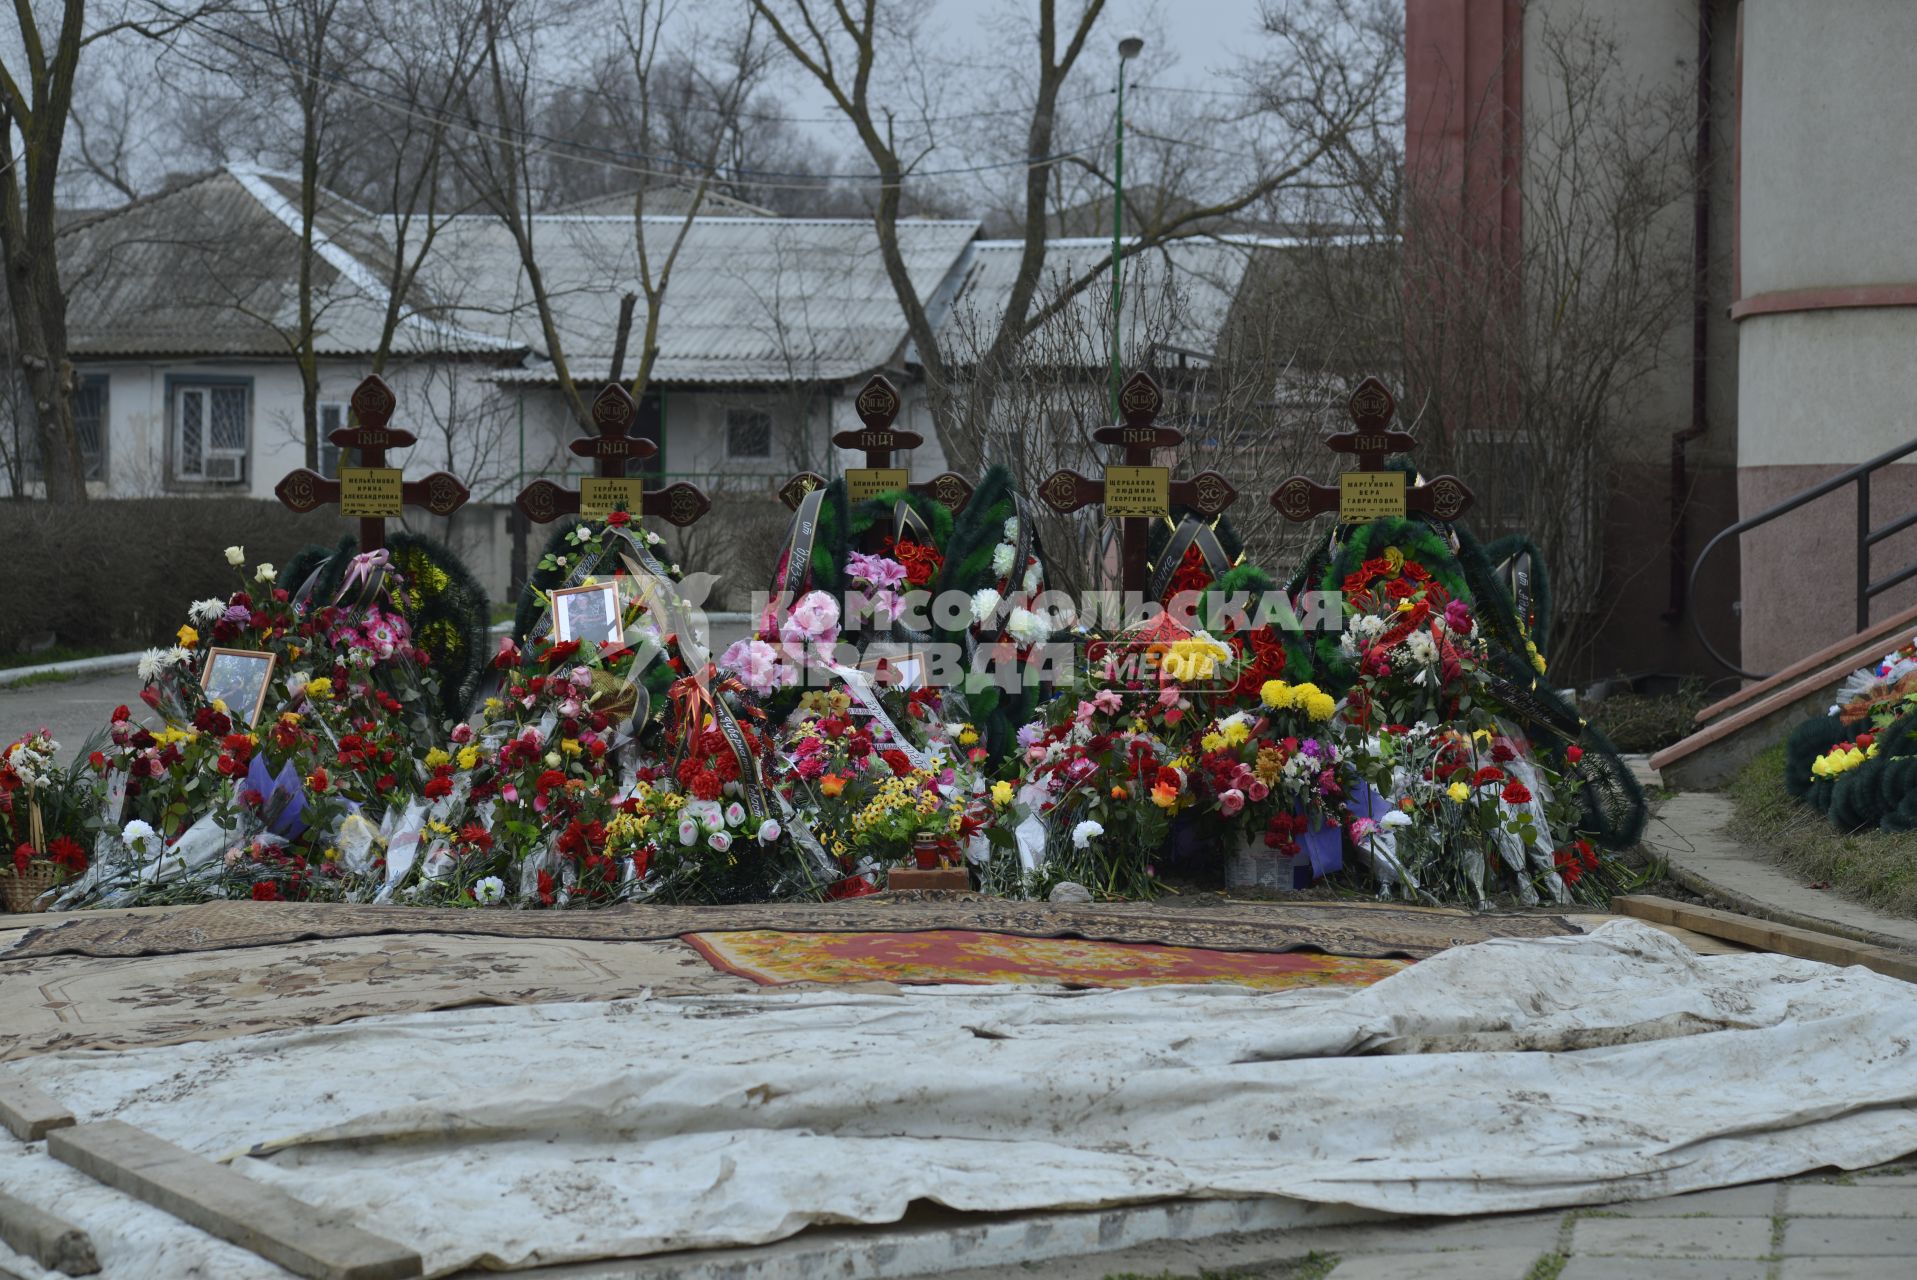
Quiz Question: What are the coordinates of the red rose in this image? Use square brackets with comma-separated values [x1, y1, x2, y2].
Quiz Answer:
[608, 509, 631, 527]
[1565, 745, 1584, 763]
[423, 777, 453, 799]
[881, 749, 912, 776]
[1471, 766, 1505, 787]
[1501, 781, 1533, 805]
[376, 774, 398, 793]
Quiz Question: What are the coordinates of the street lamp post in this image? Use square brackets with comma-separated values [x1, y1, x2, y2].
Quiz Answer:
[1110, 31, 1144, 419]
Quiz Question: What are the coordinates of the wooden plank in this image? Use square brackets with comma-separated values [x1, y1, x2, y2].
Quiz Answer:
[47, 1121, 421, 1280]
[1613, 894, 1917, 983]
[0, 1190, 99, 1275]
[0, 1078, 74, 1142]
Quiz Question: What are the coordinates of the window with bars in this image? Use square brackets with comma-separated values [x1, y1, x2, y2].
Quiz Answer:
[17, 374, 109, 483]
[319, 402, 348, 479]
[174, 383, 250, 483]
[725, 408, 772, 459]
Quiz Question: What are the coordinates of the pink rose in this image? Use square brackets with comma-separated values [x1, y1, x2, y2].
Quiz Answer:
[1218, 788, 1246, 817]
[1248, 780, 1269, 803]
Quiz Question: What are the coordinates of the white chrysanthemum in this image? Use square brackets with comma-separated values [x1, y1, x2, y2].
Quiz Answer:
[1404, 631, 1438, 667]
[1005, 607, 1048, 647]
[1022, 560, 1042, 594]
[971, 587, 1002, 626]
[1002, 517, 1019, 540]
[224, 545, 245, 566]
[991, 542, 1016, 578]
[137, 649, 165, 682]
[122, 819, 162, 858]
[1072, 819, 1104, 849]
[163, 646, 193, 668]
[473, 876, 506, 905]
[189, 598, 226, 624]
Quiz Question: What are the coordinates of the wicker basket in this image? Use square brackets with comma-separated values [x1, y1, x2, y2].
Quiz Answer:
[1, 862, 64, 914]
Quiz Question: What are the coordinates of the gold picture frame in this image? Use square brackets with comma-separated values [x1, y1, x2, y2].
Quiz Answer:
[200, 647, 278, 729]
[551, 581, 623, 645]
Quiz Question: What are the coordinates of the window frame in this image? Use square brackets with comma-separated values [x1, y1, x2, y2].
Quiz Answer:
[724, 406, 773, 461]
[166, 375, 253, 486]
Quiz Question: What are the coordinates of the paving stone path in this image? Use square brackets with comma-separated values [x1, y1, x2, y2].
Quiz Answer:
[929, 1165, 1917, 1280]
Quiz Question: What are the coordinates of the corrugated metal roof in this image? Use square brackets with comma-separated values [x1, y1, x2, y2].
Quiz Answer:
[56, 168, 519, 359]
[937, 236, 1288, 363]
[410, 214, 979, 386]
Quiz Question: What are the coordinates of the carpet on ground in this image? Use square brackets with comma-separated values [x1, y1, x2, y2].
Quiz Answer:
[0, 896, 1574, 962]
[0, 934, 758, 1061]
[4, 921, 1916, 1280]
[685, 928, 1410, 989]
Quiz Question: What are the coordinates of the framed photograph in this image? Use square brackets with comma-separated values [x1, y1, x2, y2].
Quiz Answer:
[200, 647, 278, 728]
[552, 581, 623, 645]
[856, 648, 927, 692]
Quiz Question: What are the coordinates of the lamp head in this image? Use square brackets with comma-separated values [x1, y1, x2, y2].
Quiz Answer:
[1118, 32, 1144, 60]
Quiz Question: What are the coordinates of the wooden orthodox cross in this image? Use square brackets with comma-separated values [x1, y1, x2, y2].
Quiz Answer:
[1269, 376, 1473, 525]
[1036, 370, 1237, 594]
[777, 374, 974, 514]
[515, 384, 713, 527]
[274, 374, 470, 552]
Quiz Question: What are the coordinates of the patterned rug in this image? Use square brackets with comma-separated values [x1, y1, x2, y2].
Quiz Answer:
[2, 896, 1577, 963]
[686, 929, 1411, 990]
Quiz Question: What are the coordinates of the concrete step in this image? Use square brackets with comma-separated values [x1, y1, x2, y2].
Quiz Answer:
[1651, 615, 1917, 790]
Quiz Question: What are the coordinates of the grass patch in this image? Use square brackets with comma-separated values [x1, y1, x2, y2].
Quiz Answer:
[0, 644, 112, 670]
[0, 670, 74, 690]
[1525, 1254, 1568, 1280]
[1727, 741, 1917, 918]
[1103, 1256, 1337, 1280]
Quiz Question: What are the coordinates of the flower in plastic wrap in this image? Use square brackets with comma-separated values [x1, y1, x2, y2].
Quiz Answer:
[756, 818, 782, 844]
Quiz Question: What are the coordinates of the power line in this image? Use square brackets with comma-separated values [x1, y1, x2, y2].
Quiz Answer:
[148, 4, 1108, 191]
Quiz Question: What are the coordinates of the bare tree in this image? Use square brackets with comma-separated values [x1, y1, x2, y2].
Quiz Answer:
[746, 0, 1400, 477]
[1, 1, 213, 502]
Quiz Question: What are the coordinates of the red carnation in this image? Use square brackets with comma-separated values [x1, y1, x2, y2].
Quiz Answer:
[251, 882, 282, 901]
[1471, 766, 1505, 787]
[881, 749, 912, 776]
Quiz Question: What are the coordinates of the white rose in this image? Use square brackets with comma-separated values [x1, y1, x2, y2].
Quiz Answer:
[255, 564, 277, 584]
[224, 545, 245, 566]
[709, 830, 733, 853]
[757, 818, 782, 843]
[545, 752, 562, 768]
[971, 587, 1002, 626]
[724, 801, 747, 828]
[1072, 819, 1104, 849]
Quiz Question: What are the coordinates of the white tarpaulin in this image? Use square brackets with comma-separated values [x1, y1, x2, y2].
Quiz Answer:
[4, 921, 1917, 1279]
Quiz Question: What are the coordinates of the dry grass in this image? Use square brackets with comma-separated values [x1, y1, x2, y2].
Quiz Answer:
[1728, 741, 1917, 918]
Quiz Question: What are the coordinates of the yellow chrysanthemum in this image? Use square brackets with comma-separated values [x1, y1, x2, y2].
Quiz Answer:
[308, 678, 334, 701]
[958, 725, 979, 746]
[1222, 719, 1251, 747]
[1260, 680, 1292, 709]
[1200, 732, 1227, 753]
[456, 746, 480, 770]
[423, 748, 451, 768]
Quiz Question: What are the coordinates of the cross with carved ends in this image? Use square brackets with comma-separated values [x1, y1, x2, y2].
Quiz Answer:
[515, 384, 713, 528]
[1268, 376, 1474, 525]
[274, 374, 470, 553]
[1036, 370, 1238, 594]
[777, 373, 975, 514]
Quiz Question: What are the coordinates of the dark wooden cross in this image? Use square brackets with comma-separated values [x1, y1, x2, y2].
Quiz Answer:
[274, 374, 470, 553]
[515, 384, 713, 528]
[1268, 376, 1473, 525]
[1037, 370, 1237, 594]
[777, 374, 975, 515]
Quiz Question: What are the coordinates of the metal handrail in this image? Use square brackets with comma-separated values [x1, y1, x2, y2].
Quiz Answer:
[1691, 435, 1917, 679]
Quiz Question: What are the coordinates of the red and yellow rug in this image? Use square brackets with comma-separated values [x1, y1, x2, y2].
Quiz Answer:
[684, 929, 1409, 990]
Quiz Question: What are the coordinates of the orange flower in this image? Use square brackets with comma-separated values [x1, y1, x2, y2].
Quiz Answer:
[820, 774, 846, 797]
[1110, 784, 1128, 800]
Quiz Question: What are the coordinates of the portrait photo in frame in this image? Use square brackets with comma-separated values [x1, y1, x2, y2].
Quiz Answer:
[200, 647, 278, 728]
[552, 580, 623, 645]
